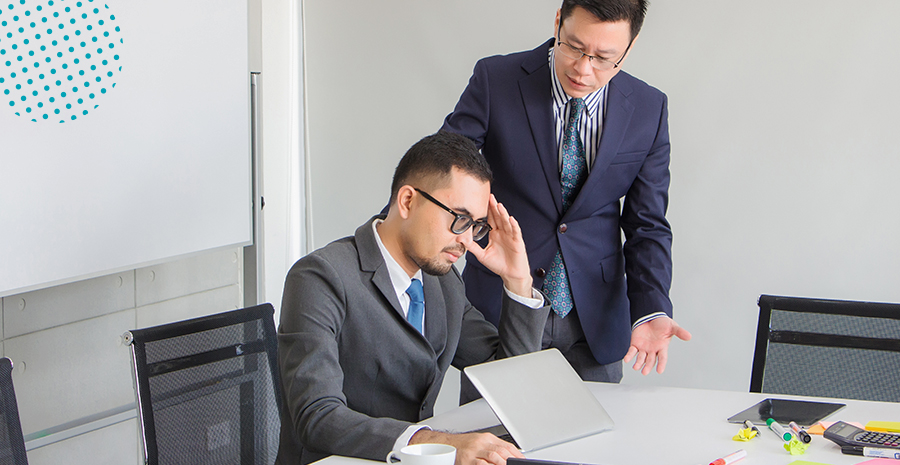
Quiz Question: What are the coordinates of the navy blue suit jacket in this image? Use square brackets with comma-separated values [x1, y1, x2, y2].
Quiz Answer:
[442, 39, 673, 365]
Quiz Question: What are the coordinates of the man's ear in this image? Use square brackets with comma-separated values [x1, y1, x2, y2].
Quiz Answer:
[553, 8, 561, 38]
[396, 185, 416, 220]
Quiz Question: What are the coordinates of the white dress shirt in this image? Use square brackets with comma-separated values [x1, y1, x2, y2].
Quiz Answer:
[371, 219, 544, 450]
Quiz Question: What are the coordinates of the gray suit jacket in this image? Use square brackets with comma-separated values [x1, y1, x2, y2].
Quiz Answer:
[276, 217, 550, 465]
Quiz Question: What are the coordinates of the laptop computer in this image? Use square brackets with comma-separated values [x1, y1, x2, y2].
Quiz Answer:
[463, 348, 614, 452]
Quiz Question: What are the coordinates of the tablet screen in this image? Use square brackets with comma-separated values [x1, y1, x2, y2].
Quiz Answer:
[727, 398, 846, 426]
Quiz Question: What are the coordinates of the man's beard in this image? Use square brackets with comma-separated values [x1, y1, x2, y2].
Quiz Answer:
[412, 245, 466, 276]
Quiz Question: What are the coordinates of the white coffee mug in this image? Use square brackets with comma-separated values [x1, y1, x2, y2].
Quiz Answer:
[386, 443, 456, 465]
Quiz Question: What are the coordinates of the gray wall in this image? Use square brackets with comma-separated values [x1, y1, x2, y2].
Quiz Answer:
[3, 247, 244, 465]
[303, 0, 900, 393]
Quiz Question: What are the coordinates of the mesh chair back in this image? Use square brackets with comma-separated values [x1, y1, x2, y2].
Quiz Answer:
[751, 294, 900, 402]
[0, 358, 28, 465]
[126, 304, 283, 465]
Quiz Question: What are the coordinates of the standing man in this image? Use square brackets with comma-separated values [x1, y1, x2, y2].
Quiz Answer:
[277, 132, 550, 465]
[442, 0, 690, 383]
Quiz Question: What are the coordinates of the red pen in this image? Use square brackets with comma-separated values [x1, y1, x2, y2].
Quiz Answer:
[709, 449, 747, 465]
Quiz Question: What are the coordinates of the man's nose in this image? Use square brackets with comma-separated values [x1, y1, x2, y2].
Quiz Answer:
[455, 227, 474, 245]
[573, 55, 593, 74]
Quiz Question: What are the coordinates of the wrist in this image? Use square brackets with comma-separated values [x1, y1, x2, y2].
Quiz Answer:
[398, 425, 432, 450]
[410, 429, 446, 445]
[502, 276, 533, 298]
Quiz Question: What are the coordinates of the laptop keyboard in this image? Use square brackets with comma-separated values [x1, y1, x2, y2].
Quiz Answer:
[497, 432, 520, 449]
[467, 424, 521, 450]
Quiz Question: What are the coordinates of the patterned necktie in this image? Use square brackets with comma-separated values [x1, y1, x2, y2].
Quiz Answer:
[406, 278, 425, 334]
[543, 98, 587, 318]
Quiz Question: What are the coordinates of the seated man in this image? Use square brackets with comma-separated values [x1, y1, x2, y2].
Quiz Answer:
[276, 131, 551, 465]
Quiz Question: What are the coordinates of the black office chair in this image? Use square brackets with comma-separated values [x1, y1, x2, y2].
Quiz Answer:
[751, 294, 900, 402]
[125, 304, 283, 465]
[0, 357, 28, 465]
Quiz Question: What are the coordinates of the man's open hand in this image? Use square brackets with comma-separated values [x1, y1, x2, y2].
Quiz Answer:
[623, 316, 691, 375]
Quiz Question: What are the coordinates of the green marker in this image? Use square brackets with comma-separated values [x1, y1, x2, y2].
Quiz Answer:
[767, 418, 794, 442]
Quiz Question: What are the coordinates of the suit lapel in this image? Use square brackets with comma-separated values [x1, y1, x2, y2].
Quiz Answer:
[422, 274, 447, 356]
[519, 39, 563, 216]
[355, 218, 404, 320]
[565, 74, 635, 219]
[372, 266, 403, 318]
[355, 217, 444, 353]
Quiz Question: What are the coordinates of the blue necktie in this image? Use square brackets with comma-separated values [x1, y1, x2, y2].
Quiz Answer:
[406, 278, 425, 334]
[543, 98, 587, 318]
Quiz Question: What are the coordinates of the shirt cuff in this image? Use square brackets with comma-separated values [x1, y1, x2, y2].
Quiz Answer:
[632, 312, 667, 330]
[504, 286, 545, 309]
[394, 425, 431, 451]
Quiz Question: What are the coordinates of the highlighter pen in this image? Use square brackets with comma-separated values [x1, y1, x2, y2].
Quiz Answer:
[841, 446, 900, 459]
[709, 449, 747, 465]
[766, 418, 793, 442]
[789, 421, 812, 444]
[742, 420, 760, 437]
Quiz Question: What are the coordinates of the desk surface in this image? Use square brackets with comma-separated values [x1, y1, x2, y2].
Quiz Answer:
[315, 383, 900, 465]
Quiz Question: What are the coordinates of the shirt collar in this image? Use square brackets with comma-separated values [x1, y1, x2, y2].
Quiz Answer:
[371, 219, 422, 303]
[549, 47, 605, 119]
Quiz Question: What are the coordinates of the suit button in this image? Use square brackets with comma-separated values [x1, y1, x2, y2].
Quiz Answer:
[535, 268, 546, 278]
[559, 224, 568, 233]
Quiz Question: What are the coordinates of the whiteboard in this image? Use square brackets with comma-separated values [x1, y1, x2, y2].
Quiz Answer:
[0, 0, 251, 296]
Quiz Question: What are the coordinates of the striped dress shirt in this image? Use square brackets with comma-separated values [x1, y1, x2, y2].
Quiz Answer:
[548, 47, 666, 330]
[549, 47, 607, 172]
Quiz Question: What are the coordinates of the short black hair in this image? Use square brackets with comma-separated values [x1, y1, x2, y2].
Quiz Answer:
[389, 131, 492, 205]
[560, 0, 648, 40]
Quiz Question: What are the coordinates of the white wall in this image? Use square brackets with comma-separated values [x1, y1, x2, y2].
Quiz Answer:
[619, 0, 900, 390]
[259, 0, 307, 320]
[302, 0, 900, 393]
[302, 1, 558, 245]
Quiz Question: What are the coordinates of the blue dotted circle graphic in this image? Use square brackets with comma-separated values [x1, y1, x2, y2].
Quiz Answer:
[0, 0, 123, 122]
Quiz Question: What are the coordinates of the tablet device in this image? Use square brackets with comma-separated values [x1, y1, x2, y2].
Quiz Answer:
[508, 459, 596, 465]
[727, 398, 845, 426]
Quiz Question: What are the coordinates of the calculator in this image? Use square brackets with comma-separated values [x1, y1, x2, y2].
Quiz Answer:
[824, 421, 900, 449]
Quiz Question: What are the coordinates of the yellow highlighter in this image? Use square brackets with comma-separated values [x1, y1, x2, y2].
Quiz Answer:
[866, 421, 900, 433]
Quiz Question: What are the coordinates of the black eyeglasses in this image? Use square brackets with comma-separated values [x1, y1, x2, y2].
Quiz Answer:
[556, 24, 633, 71]
[414, 188, 492, 241]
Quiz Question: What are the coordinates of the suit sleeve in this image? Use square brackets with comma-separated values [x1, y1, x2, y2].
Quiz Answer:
[451, 271, 550, 369]
[620, 93, 674, 323]
[278, 255, 409, 462]
[441, 59, 491, 148]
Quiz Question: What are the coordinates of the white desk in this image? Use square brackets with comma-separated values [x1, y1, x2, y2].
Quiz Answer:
[315, 383, 900, 465]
